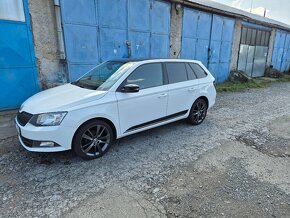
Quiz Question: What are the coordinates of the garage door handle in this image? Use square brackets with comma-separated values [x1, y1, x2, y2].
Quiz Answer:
[158, 93, 168, 98]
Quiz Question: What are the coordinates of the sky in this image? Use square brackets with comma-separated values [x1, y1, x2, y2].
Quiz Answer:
[211, 0, 290, 25]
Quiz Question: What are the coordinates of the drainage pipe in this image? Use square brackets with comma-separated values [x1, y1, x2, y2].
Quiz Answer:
[54, 0, 65, 60]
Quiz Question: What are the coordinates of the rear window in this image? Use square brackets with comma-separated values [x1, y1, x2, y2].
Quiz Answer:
[189, 63, 207, 78]
[165, 63, 188, 84]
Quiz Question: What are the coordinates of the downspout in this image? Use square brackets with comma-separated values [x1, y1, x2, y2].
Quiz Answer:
[54, 0, 68, 83]
[54, 0, 65, 60]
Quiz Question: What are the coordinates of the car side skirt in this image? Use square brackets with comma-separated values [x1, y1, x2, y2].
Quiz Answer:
[124, 110, 188, 133]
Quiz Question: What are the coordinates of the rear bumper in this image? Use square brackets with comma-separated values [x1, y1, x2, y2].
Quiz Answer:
[208, 86, 216, 109]
[15, 118, 76, 152]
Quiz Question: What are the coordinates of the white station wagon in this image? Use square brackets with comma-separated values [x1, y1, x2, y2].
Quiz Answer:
[16, 59, 216, 159]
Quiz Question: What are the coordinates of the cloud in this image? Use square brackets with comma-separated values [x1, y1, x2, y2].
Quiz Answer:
[246, 6, 270, 16]
[231, 0, 243, 9]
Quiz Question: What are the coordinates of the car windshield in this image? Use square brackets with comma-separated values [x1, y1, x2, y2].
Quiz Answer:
[71, 61, 134, 91]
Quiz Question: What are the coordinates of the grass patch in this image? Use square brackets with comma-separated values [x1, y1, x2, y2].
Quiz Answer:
[216, 81, 269, 92]
[274, 74, 290, 82]
[217, 74, 290, 93]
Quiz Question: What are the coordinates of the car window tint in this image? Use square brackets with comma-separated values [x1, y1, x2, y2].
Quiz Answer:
[190, 63, 207, 78]
[125, 63, 163, 89]
[166, 63, 188, 84]
[186, 63, 197, 80]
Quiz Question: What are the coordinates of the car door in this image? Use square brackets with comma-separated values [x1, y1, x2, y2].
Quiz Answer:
[116, 63, 168, 134]
[165, 62, 200, 116]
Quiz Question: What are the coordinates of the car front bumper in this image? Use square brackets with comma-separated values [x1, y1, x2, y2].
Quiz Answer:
[15, 118, 76, 152]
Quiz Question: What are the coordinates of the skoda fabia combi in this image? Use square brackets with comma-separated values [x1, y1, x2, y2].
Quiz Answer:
[16, 59, 216, 159]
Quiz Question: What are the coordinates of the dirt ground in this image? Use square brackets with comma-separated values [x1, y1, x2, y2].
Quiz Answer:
[1, 83, 290, 217]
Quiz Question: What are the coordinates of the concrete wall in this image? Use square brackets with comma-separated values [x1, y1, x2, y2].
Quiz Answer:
[169, 3, 183, 59]
[266, 28, 276, 67]
[28, 0, 66, 89]
[230, 19, 242, 72]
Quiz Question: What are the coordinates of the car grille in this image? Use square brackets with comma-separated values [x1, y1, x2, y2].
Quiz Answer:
[17, 111, 33, 126]
[20, 135, 33, 147]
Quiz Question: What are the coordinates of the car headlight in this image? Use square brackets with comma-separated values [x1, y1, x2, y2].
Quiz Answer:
[30, 112, 67, 126]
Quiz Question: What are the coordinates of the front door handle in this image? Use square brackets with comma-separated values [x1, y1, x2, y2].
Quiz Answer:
[158, 93, 168, 98]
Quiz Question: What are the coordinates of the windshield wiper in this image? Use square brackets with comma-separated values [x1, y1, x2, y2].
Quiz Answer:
[71, 81, 84, 88]
[71, 81, 98, 90]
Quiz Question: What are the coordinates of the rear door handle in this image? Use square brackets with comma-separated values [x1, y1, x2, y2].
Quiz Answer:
[188, 88, 195, 92]
[158, 93, 168, 98]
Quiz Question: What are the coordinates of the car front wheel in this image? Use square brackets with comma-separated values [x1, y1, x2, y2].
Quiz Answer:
[73, 120, 113, 159]
[187, 98, 208, 125]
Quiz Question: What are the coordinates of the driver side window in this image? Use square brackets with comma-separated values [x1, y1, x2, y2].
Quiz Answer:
[125, 63, 163, 90]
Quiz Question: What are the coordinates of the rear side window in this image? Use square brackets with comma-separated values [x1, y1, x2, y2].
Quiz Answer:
[185, 63, 197, 80]
[189, 63, 207, 78]
[166, 63, 188, 84]
[125, 63, 163, 89]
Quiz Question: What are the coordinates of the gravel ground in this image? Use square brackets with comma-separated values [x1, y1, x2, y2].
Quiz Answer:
[163, 141, 290, 217]
[1, 82, 290, 217]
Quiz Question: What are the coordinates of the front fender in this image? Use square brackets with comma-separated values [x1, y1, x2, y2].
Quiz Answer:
[62, 102, 120, 138]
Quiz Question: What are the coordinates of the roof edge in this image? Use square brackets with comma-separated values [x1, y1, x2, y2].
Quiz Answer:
[168, 0, 290, 32]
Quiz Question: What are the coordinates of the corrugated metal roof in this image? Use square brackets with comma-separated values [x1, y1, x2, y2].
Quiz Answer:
[178, 0, 290, 31]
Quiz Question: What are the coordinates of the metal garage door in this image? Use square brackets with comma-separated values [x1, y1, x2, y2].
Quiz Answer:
[237, 24, 271, 77]
[272, 31, 290, 72]
[181, 8, 234, 83]
[281, 33, 290, 71]
[286, 34, 290, 72]
[181, 9, 211, 66]
[208, 15, 235, 82]
[60, 0, 171, 81]
[0, 0, 39, 110]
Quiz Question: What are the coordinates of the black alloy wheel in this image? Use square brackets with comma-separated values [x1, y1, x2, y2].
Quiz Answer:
[73, 120, 113, 159]
[187, 98, 208, 125]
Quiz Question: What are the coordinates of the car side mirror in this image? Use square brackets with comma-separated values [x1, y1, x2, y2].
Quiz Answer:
[121, 84, 140, 93]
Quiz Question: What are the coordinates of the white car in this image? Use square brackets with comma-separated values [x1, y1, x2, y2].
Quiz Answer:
[16, 59, 216, 159]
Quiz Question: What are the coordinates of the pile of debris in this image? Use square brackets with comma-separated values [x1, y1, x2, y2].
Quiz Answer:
[264, 66, 283, 78]
[229, 70, 252, 83]
[286, 68, 290, 75]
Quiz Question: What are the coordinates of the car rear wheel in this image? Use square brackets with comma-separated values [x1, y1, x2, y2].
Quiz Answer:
[73, 120, 113, 159]
[187, 98, 208, 125]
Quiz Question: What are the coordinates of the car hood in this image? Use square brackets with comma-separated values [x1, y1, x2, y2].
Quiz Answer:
[21, 84, 107, 114]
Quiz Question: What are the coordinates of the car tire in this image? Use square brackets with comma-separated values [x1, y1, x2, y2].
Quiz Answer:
[72, 120, 114, 159]
[187, 98, 208, 125]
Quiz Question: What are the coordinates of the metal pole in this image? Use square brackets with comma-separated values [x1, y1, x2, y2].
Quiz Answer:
[250, 0, 254, 13]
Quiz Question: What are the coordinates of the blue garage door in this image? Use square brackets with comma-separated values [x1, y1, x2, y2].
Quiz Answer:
[272, 31, 290, 72]
[0, 0, 39, 110]
[60, 0, 171, 81]
[287, 34, 290, 72]
[181, 9, 212, 66]
[181, 8, 234, 83]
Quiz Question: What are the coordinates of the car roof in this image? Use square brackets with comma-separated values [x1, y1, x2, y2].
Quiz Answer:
[107, 58, 201, 64]
[107, 58, 149, 62]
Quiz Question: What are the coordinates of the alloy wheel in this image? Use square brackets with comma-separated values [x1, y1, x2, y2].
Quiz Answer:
[192, 101, 207, 124]
[80, 125, 110, 157]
